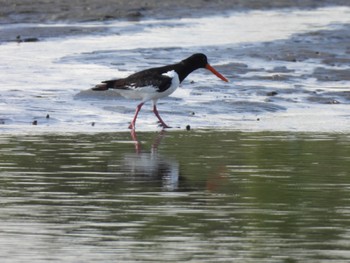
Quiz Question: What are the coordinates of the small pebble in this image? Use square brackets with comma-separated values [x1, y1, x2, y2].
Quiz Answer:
[186, 125, 191, 131]
[267, 91, 278, 96]
[328, 100, 340, 104]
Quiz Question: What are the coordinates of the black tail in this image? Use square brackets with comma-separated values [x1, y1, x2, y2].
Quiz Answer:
[92, 80, 121, 91]
[92, 83, 108, 91]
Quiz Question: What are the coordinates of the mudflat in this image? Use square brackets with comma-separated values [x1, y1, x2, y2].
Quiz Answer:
[1, 0, 350, 24]
[1, 0, 350, 132]
[1, 0, 350, 43]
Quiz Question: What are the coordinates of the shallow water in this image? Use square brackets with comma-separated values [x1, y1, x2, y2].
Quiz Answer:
[1, 6, 350, 262]
[0, 130, 350, 262]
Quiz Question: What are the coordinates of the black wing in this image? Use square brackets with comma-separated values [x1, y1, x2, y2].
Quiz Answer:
[101, 72, 172, 92]
[93, 65, 175, 92]
[126, 73, 172, 92]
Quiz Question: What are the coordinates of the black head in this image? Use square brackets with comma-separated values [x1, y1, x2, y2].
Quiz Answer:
[176, 53, 228, 83]
[182, 53, 208, 69]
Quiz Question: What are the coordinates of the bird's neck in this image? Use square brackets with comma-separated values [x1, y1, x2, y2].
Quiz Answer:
[162, 62, 200, 83]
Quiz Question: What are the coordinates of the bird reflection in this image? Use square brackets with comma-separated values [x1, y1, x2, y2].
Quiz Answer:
[121, 130, 181, 191]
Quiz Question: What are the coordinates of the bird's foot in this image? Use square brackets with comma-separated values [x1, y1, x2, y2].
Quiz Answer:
[158, 122, 171, 129]
[128, 123, 136, 130]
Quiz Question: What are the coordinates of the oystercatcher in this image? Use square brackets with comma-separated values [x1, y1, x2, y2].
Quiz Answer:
[93, 53, 228, 129]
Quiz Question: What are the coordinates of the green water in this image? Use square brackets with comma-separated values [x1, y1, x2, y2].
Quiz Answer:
[0, 131, 349, 262]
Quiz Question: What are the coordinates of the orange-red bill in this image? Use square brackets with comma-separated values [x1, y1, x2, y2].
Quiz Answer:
[205, 64, 229, 82]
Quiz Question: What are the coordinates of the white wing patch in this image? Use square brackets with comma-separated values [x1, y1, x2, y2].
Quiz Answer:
[162, 70, 176, 78]
[126, 83, 141, 90]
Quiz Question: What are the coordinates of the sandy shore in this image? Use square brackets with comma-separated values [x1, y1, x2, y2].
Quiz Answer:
[1, 0, 350, 24]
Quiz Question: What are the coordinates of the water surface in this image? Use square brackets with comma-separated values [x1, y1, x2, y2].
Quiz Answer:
[1, 130, 349, 262]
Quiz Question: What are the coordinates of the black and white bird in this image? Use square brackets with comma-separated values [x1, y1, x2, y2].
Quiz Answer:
[92, 53, 228, 129]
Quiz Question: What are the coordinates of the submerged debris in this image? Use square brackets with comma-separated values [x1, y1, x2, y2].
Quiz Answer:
[16, 35, 39, 43]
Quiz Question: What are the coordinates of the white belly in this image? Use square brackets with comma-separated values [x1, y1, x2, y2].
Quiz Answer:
[152, 70, 180, 100]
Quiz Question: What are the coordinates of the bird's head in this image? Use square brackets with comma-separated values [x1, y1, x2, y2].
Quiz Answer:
[183, 53, 229, 82]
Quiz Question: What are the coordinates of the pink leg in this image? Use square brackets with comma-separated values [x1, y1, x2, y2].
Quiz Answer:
[129, 102, 144, 129]
[153, 104, 171, 128]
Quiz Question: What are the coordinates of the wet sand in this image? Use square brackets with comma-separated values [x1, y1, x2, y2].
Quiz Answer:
[1, 0, 350, 42]
[1, 1, 350, 132]
[2, 0, 350, 24]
